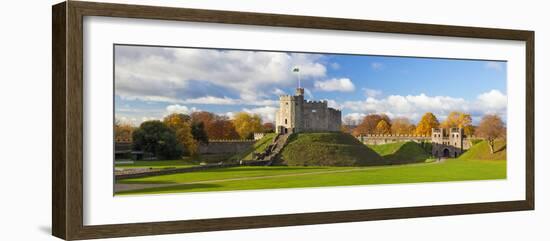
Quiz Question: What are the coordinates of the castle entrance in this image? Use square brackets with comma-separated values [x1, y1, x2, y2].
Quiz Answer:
[443, 148, 450, 157]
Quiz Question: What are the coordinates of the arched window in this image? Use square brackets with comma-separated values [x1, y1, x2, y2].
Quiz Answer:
[285, 118, 287, 124]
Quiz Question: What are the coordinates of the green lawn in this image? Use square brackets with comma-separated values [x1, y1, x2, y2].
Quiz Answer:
[116, 159, 506, 195]
[117, 166, 356, 184]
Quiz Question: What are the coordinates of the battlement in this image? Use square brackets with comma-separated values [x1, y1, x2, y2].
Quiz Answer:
[360, 134, 429, 138]
[432, 127, 463, 137]
[207, 139, 256, 142]
[275, 88, 341, 134]
[305, 100, 328, 104]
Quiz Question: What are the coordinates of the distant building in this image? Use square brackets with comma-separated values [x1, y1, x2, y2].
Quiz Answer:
[431, 127, 471, 158]
[275, 87, 342, 134]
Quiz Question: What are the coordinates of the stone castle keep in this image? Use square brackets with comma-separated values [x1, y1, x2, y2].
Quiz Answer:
[275, 87, 342, 134]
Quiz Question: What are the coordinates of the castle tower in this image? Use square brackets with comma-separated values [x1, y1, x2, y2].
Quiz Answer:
[295, 87, 304, 96]
[275, 88, 304, 134]
[449, 127, 463, 149]
[431, 127, 464, 158]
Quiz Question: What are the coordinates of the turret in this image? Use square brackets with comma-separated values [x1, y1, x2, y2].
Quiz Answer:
[295, 87, 304, 96]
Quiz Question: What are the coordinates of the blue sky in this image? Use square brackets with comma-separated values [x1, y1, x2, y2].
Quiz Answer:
[115, 45, 507, 126]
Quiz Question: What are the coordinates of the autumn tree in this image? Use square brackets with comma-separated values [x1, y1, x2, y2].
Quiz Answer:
[190, 111, 215, 126]
[163, 113, 198, 156]
[114, 120, 135, 142]
[441, 111, 475, 136]
[476, 114, 505, 153]
[232, 112, 263, 139]
[375, 120, 391, 135]
[391, 117, 415, 135]
[208, 119, 240, 139]
[132, 120, 182, 159]
[262, 122, 275, 133]
[415, 112, 439, 136]
[353, 114, 391, 136]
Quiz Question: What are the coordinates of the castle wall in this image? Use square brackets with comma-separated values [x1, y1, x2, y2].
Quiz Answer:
[358, 135, 430, 145]
[301, 101, 341, 132]
[198, 140, 255, 154]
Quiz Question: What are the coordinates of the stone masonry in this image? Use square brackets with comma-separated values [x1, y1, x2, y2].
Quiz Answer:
[275, 87, 341, 134]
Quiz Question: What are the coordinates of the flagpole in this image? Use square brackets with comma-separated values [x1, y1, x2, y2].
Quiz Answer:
[298, 70, 301, 88]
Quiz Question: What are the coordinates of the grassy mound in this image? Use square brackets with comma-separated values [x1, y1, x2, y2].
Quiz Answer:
[369, 141, 430, 164]
[459, 140, 506, 160]
[281, 132, 384, 166]
[230, 133, 277, 161]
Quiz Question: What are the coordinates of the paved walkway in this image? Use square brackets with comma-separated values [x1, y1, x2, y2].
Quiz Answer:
[114, 162, 438, 193]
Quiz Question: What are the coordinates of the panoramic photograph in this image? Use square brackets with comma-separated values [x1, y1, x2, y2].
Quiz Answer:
[113, 45, 507, 196]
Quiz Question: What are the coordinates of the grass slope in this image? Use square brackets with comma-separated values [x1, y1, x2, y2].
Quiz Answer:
[281, 132, 384, 166]
[230, 133, 277, 161]
[116, 159, 506, 195]
[369, 141, 430, 164]
[459, 140, 506, 160]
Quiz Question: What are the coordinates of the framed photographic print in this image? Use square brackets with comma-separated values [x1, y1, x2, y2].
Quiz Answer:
[52, 1, 534, 240]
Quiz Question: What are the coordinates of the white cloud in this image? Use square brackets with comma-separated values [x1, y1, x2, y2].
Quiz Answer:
[165, 104, 198, 114]
[272, 88, 286, 96]
[330, 62, 340, 70]
[475, 89, 507, 114]
[364, 88, 382, 98]
[343, 113, 366, 125]
[242, 106, 278, 123]
[314, 78, 355, 92]
[485, 61, 504, 71]
[341, 90, 507, 123]
[115, 46, 328, 104]
[371, 62, 383, 70]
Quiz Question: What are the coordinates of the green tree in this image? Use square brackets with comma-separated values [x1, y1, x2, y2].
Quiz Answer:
[191, 121, 209, 144]
[132, 120, 182, 159]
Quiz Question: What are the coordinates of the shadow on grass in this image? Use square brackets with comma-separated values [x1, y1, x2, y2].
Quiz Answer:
[117, 180, 178, 184]
[116, 183, 222, 195]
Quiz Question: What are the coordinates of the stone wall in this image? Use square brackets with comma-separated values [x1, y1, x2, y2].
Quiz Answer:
[198, 140, 255, 154]
[358, 134, 430, 145]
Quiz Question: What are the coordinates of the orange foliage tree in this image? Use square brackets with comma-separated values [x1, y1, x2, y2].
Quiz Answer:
[353, 114, 391, 136]
[375, 120, 391, 135]
[441, 111, 475, 136]
[476, 114, 506, 153]
[163, 113, 198, 156]
[232, 112, 263, 139]
[390, 117, 415, 135]
[415, 112, 439, 136]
